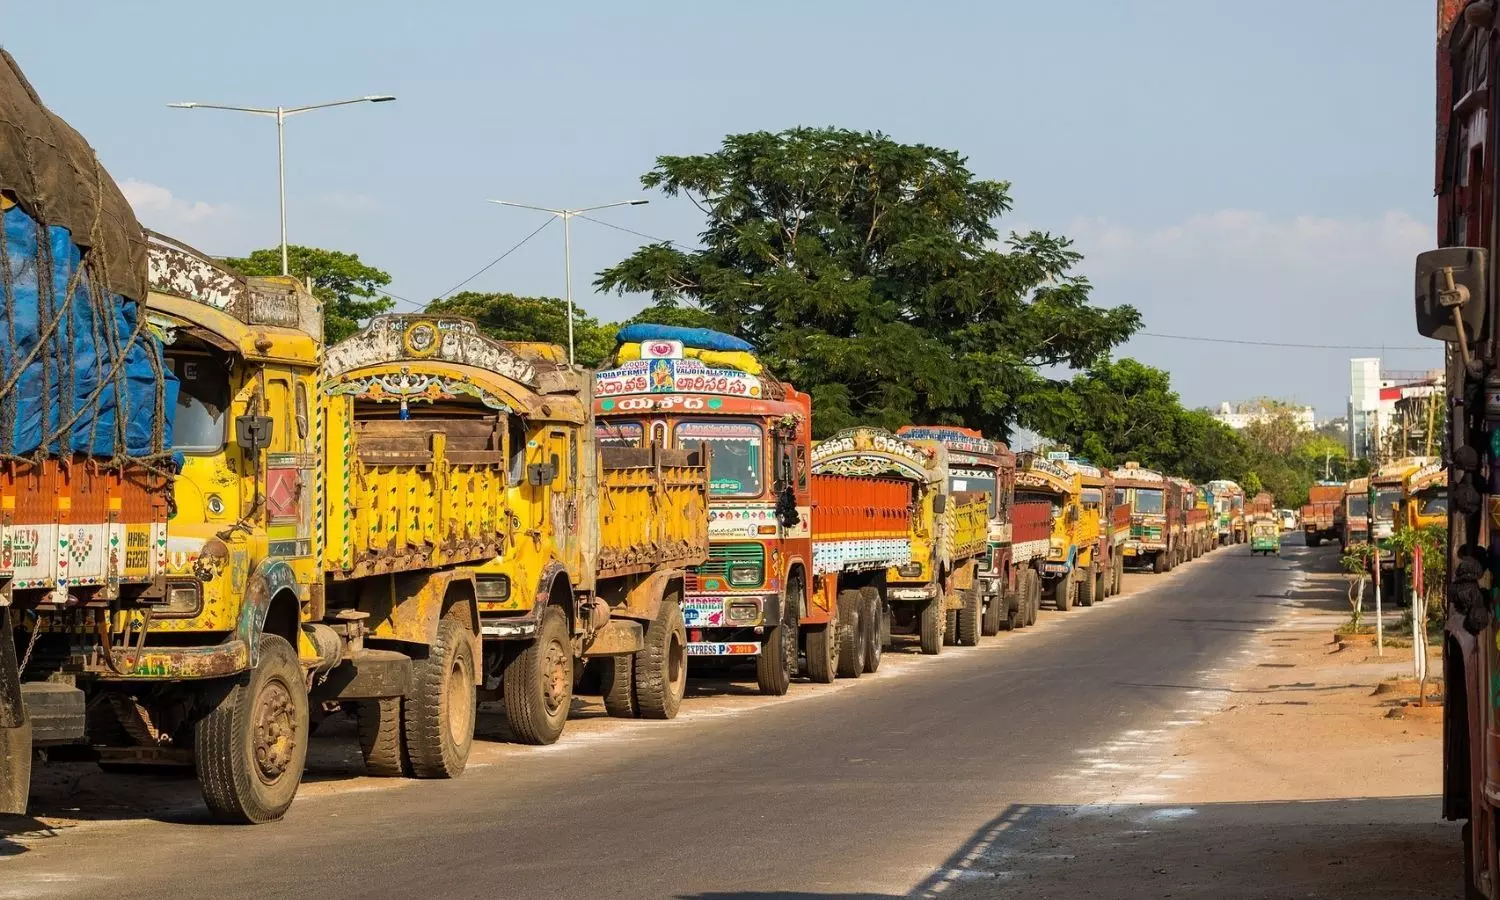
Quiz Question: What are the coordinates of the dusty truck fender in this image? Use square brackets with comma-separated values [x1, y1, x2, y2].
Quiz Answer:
[234, 559, 305, 668]
[358, 568, 483, 685]
[0, 607, 30, 815]
[598, 568, 684, 624]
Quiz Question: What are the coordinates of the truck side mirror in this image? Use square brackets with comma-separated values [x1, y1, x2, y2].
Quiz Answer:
[1415, 247, 1487, 344]
[235, 414, 274, 454]
[932, 494, 947, 514]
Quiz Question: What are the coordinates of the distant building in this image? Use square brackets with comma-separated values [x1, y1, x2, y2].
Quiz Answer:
[1347, 357, 1444, 460]
[1213, 401, 1315, 432]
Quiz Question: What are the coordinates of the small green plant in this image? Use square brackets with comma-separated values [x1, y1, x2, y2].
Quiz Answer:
[1341, 541, 1377, 631]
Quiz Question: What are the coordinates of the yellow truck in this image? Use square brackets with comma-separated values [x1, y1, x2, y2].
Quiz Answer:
[883, 441, 991, 655]
[12, 244, 706, 823]
[1016, 455, 1093, 610]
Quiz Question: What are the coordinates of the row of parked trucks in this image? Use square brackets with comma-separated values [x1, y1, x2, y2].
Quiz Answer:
[0, 52, 1250, 822]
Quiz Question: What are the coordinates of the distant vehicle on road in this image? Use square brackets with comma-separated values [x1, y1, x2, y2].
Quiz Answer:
[1277, 509, 1297, 531]
[1249, 520, 1281, 556]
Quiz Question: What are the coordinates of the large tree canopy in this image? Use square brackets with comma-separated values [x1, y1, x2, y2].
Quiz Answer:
[597, 127, 1140, 439]
[425, 292, 616, 368]
[225, 245, 393, 343]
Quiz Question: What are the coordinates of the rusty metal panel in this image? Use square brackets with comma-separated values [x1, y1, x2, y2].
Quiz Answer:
[595, 445, 709, 579]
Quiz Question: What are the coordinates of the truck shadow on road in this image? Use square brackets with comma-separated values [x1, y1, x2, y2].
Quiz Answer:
[674, 796, 1457, 899]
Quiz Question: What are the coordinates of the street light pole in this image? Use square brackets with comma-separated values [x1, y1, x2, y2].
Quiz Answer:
[168, 95, 396, 276]
[487, 198, 649, 365]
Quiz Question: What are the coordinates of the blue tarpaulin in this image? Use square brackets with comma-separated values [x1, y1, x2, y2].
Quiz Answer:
[615, 323, 754, 353]
[1, 204, 176, 457]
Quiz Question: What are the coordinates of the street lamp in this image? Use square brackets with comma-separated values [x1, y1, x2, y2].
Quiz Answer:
[168, 95, 396, 276]
[487, 199, 649, 366]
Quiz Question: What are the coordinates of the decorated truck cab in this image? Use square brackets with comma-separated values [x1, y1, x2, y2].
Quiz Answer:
[593, 326, 817, 696]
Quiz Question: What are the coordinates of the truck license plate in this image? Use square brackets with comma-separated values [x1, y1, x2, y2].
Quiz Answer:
[687, 642, 760, 657]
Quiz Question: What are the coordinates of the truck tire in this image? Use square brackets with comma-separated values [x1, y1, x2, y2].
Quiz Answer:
[600, 655, 638, 718]
[943, 607, 959, 646]
[1113, 555, 1124, 595]
[1025, 570, 1040, 626]
[860, 587, 883, 673]
[407, 618, 477, 776]
[354, 697, 409, 777]
[635, 599, 688, 719]
[503, 607, 568, 747]
[756, 621, 796, 696]
[806, 622, 837, 684]
[1077, 564, 1097, 608]
[1463, 822, 1488, 900]
[836, 589, 865, 678]
[1095, 567, 1106, 603]
[1152, 551, 1166, 574]
[957, 583, 981, 646]
[1308, 535, 1321, 548]
[919, 597, 944, 655]
[982, 583, 1005, 635]
[1053, 575, 1074, 611]
[194, 633, 309, 824]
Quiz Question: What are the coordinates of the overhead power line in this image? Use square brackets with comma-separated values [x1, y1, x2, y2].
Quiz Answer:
[433, 218, 556, 302]
[575, 213, 695, 249]
[1137, 331, 1433, 352]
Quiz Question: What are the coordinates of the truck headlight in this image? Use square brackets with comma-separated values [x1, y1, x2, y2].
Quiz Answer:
[476, 576, 511, 601]
[898, 562, 923, 578]
[728, 563, 762, 587]
[728, 601, 760, 623]
[158, 580, 202, 618]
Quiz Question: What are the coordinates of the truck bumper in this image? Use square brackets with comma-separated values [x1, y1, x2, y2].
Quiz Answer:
[682, 592, 780, 629]
[687, 640, 762, 657]
[93, 639, 252, 681]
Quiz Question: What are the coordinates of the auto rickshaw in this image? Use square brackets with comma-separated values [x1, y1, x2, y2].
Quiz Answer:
[1250, 519, 1281, 556]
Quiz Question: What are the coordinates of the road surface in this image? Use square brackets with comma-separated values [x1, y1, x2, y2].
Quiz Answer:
[0, 536, 1449, 898]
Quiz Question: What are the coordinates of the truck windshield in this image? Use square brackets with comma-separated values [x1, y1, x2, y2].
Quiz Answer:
[675, 420, 763, 496]
[1114, 488, 1127, 506]
[1347, 496, 1368, 517]
[1134, 489, 1165, 515]
[171, 354, 229, 454]
[1418, 490, 1448, 517]
[1374, 489, 1401, 520]
[950, 469, 997, 517]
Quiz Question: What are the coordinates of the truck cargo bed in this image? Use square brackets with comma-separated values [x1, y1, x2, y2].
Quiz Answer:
[596, 445, 709, 578]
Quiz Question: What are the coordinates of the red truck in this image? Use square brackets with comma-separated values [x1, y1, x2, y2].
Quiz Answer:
[1300, 483, 1344, 547]
[1422, 5, 1500, 896]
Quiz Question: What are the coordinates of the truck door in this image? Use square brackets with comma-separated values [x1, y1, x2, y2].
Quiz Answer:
[543, 427, 580, 573]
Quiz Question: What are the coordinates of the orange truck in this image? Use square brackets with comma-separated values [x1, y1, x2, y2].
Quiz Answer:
[1300, 483, 1344, 547]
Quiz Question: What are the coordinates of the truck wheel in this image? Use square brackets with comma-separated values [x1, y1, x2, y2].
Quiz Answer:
[982, 584, 1004, 635]
[635, 598, 688, 719]
[1053, 576, 1074, 611]
[860, 587, 883, 673]
[502, 607, 568, 747]
[919, 597, 944, 655]
[407, 618, 477, 776]
[957, 583, 981, 646]
[1114, 555, 1124, 595]
[1463, 822, 1488, 900]
[194, 633, 309, 824]
[756, 621, 795, 695]
[836, 589, 865, 678]
[1152, 552, 1166, 575]
[353, 697, 409, 777]
[1308, 535, 1321, 548]
[1077, 564, 1097, 608]
[600, 655, 638, 718]
[1025, 570, 1040, 626]
[943, 607, 959, 646]
[1095, 568, 1106, 603]
[808, 619, 838, 684]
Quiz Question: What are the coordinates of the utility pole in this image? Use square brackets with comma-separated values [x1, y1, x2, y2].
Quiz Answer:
[1425, 390, 1437, 457]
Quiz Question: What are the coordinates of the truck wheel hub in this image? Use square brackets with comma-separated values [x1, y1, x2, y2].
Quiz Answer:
[253, 682, 297, 780]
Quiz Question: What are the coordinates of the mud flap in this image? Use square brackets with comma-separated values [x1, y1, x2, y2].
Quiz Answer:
[0, 608, 31, 814]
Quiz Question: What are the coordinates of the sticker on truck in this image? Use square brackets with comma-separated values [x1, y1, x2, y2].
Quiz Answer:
[687, 642, 761, 657]
[682, 601, 727, 627]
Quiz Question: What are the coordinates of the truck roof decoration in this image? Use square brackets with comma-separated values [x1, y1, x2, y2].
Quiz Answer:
[615, 323, 754, 353]
[895, 425, 1007, 469]
[1205, 479, 1243, 494]
[594, 356, 784, 401]
[810, 426, 939, 483]
[146, 232, 323, 336]
[1405, 461, 1446, 493]
[1059, 458, 1104, 480]
[1113, 464, 1166, 485]
[1372, 455, 1439, 486]
[1345, 477, 1369, 494]
[326, 315, 540, 388]
[1016, 453, 1076, 495]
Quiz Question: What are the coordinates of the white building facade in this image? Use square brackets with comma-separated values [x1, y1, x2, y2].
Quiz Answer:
[1213, 401, 1316, 431]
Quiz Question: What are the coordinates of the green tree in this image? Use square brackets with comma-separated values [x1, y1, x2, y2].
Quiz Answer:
[1022, 359, 1249, 484]
[1242, 471, 1264, 497]
[597, 127, 1140, 439]
[425, 291, 617, 368]
[225, 245, 393, 343]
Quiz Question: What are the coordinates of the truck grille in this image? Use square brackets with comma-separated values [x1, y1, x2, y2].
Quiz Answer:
[690, 543, 766, 588]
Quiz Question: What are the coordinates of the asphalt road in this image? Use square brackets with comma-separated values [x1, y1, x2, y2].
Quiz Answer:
[2, 539, 1326, 899]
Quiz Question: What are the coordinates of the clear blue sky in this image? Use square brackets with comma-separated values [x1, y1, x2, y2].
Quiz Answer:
[5, 0, 1437, 418]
